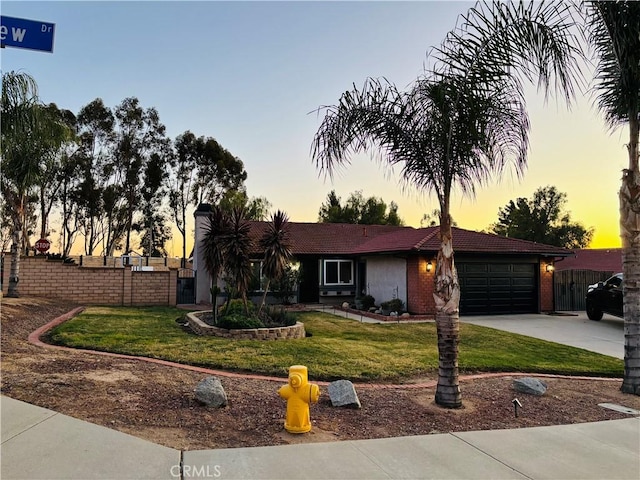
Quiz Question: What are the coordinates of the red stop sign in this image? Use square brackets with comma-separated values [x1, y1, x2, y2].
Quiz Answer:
[35, 238, 51, 253]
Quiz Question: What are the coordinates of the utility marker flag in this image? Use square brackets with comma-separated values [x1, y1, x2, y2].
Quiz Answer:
[0, 16, 55, 53]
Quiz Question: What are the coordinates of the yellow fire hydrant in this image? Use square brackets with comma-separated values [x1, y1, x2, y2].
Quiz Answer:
[278, 365, 320, 433]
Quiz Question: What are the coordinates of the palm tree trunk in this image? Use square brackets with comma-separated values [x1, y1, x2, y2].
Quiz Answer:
[620, 114, 640, 396]
[7, 227, 21, 297]
[434, 213, 462, 408]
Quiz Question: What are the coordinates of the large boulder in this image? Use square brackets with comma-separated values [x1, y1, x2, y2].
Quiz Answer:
[195, 376, 228, 407]
[328, 380, 361, 409]
[513, 377, 547, 396]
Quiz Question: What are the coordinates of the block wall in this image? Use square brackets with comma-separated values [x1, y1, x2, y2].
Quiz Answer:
[2, 256, 177, 306]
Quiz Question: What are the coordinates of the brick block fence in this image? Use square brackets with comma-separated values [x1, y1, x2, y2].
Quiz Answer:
[2, 256, 177, 306]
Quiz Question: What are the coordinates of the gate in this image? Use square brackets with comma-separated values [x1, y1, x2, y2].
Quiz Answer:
[553, 269, 613, 311]
[177, 268, 196, 304]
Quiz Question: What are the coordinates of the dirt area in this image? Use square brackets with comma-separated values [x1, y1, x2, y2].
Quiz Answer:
[2, 297, 639, 451]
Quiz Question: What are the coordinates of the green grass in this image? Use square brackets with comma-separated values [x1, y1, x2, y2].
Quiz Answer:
[47, 306, 624, 381]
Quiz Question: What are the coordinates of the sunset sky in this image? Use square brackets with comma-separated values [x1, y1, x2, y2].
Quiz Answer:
[2, 1, 626, 256]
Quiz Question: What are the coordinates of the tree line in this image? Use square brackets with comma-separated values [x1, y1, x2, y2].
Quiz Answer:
[1, 78, 262, 264]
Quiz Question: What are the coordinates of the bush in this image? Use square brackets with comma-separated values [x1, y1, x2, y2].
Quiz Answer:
[221, 299, 256, 316]
[380, 298, 404, 313]
[261, 305, 297, 327]
[217, 314, 265, 330]
[361, 294, 375, 310]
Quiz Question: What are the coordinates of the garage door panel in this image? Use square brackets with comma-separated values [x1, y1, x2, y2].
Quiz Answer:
[459, 262, 537, 315]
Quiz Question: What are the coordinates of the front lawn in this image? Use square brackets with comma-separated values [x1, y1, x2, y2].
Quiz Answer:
[47, 306, 624, 381]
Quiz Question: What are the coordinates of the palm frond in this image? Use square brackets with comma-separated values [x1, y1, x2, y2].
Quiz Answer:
[585, 1, 640, 129]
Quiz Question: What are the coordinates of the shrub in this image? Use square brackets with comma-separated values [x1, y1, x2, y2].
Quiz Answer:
[380, 298, 404, 313]
[217, 314, 265, 330]
[361, 294, 375, 310]
[221, 298, 256, 316]
[261, 305, 297, 327]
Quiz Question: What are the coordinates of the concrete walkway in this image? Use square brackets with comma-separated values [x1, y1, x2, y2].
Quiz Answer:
[2, 395, 638, 480]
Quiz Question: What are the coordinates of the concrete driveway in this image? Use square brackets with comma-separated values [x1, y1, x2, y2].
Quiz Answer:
[461, 312, 625, 359]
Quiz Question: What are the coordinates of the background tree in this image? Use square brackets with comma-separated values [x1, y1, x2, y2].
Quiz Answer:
[312, 1, 580, 408]
[191, 136, 247, 205]
[318, 190, 404, 225]
[75, 98, 115, 255]
[169, 131, 199, 266]
[219, 189, 272, 220]
[109, 97, 170, 254]
[582, 1, 640, 394]
[490, 186, 594, 249]
[35, 103, 77, 242]
[135, 152, 171, 256]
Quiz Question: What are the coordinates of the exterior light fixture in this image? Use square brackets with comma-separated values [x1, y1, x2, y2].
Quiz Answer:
[546, 264, 554, 273]
[426, 260, 433, 272]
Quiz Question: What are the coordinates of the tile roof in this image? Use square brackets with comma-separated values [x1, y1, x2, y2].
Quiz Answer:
[555, 248, 623, 272]
[244, 221, 571, 257]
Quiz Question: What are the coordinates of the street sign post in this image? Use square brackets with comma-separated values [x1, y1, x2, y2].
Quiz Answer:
[0, 15, 55, 53]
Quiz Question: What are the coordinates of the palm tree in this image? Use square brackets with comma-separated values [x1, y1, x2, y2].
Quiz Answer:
[201, 204, 229, 324]
[312, 1, 581, 408]
[1, 71, 71, 297]
[583, 1, 640, 395]
[258, 210, 293, 315]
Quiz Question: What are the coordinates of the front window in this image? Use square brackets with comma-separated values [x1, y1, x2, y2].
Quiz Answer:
[323, 259, 353, 285]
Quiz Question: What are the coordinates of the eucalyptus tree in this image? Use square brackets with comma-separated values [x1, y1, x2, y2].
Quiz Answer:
[36, 103, 78, 241]
[136, 152, 171, 256]
[169, 131, 199, 266]
[109, 97, 170, 254]
[191, 136, 247, 206]
[582, 1, 640, 394]
[169, 132, 248, 266]
[76, 98, 115, 255]
[1, 71, 72, 296]
[312, 1, 581, 408]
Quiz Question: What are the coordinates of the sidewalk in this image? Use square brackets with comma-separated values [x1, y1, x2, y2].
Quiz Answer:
[2, 395, 638, 480]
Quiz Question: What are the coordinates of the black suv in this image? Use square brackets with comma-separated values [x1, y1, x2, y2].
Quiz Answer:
[585, 273, 623, 321]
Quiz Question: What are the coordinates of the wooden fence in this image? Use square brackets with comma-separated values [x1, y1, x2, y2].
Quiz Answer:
[553, 269, 614, 311]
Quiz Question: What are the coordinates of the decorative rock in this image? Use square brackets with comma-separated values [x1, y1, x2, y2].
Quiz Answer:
[328, 380, 361, 409]
[513, 377, 547, 396]
[195, 376, 228, 407]
[342, 302, 350, 309]
[401, 313, 411, 318]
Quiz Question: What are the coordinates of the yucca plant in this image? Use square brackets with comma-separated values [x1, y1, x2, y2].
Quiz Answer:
[258, 210, 292, 315]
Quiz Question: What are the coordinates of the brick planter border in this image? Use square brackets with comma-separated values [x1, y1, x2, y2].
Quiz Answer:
[187, 312, 305, 340]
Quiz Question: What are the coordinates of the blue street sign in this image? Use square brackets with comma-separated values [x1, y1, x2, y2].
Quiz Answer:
[0, 15, 55, 53]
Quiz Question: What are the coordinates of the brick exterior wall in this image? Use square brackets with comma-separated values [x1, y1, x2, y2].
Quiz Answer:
[540, 258, 555, 312]
[406, 256, 436, 316]
[2, 256, 177, 306]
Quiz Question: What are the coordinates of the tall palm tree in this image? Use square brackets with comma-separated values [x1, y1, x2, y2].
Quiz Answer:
[1, 71, 71, 297]
[312, 1, 581, 408]
[258, 210, 293, 315]
[584, 1, 640, 395]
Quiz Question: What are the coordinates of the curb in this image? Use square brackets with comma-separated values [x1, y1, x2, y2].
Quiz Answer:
[29, 307, 623, 389]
